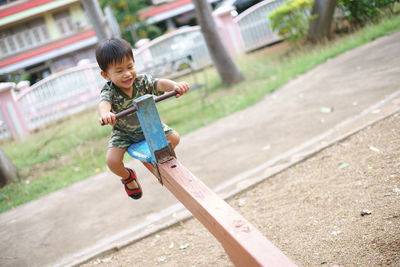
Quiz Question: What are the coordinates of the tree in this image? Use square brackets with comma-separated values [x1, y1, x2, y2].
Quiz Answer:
[99, 0, 162, 45]
[0, 149, 18, 188]
[82, 0, 111, 41]
[192, 0, 245, 85]
[308, 0, 338, 42]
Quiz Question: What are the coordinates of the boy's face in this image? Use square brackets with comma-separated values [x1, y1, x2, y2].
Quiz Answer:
[101, 56, 137, 92]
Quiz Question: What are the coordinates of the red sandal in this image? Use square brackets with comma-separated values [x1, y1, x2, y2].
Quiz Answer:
[121, 168, 142, 199]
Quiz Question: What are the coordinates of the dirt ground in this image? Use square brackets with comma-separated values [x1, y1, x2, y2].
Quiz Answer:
[82, 113, 400, 267]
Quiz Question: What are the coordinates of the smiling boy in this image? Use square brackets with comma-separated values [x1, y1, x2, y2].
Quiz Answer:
[96, 38, 189, 200]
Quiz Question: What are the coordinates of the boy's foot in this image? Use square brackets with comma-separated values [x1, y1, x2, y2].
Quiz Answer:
[121, 168, 142, 199]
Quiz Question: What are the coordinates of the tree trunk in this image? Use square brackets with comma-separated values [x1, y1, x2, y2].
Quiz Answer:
[192, 0, 245, 85]
[0, 149, 18, 188]
[308, 0, 338, 42]
[81, 0, 111, 41]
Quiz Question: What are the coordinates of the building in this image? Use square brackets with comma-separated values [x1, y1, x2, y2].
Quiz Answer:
[0, 0, 100, 85]
[139, 0, 221, 32]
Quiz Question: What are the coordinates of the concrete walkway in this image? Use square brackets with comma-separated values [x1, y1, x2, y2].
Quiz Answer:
[0, 31, 399, 267]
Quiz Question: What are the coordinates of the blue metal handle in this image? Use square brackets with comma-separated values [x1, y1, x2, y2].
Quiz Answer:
[116, 90, 178, 120]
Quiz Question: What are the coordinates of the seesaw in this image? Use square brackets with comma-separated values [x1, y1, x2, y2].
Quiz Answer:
[116, 90, 296, 266]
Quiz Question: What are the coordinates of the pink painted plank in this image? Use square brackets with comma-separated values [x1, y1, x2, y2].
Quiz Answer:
[158, 158, 296, 267]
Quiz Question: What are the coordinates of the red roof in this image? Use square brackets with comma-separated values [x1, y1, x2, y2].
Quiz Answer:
[0, 0, 55, 19]
[0, 30, 96, 68]
[139, 0, 192, 19]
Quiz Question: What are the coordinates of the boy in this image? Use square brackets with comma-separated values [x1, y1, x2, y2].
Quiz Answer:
[96, 38, 189, 200]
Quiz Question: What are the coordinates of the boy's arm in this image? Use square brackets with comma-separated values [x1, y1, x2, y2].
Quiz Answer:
[98, 100, 116, 125]
[156, 79, 190, 98]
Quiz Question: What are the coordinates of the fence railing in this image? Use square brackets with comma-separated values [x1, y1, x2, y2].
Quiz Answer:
[0, 109, 11, 140]
[134, 26, 212, 77]
[15, 64, 103, 131]
[235, 0, 284, 52]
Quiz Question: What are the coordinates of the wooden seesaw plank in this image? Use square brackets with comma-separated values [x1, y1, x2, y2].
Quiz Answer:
[157, 158, 296, 267]
[131, 93, 296, 266]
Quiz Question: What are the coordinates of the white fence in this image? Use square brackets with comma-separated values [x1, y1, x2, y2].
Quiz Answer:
[235, 0, 284, 52]
[134, 26, 212, 77]
[16, 64, 103, 131]
[0, 109, 11, 140]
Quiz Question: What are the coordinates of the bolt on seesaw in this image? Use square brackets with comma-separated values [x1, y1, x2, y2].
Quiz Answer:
[112, 88, 297, 266]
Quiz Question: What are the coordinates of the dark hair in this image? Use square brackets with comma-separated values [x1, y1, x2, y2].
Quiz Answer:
[95, 38, 134, 72]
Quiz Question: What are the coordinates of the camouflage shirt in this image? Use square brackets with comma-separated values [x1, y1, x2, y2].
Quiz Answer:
[100, 74, 163, 137]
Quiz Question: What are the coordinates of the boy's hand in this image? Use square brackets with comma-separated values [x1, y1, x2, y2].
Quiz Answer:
[99, 112, 116, 126]
[174, 82, 190, 98]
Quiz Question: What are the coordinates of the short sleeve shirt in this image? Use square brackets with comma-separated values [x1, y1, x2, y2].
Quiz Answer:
[100, 74, 162, 137]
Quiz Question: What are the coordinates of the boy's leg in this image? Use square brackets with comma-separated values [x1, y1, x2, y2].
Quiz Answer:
[166, 131, 180, 149]
[106, 147, 138, 189]
[141, 131, 180, 177]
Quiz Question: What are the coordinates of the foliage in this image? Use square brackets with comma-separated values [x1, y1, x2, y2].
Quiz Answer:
[136, 21, 163, 40]
[395, 2, 400, 13]
[338, 0, 399, 26]
[99, 0, 162, 45]
[268, 0, 316, 43]
[9, 73, 30, 86]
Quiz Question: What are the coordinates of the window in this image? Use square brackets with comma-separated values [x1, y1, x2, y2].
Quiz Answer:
[24, 30, 34, 46]
[6, 35, 16, 52]
[0, 39, 7, 55]
[0, 0, 18, 7]
[14, 25, 26, 49]
[30, 18, 50, 42]
[54, 10, 76, 36]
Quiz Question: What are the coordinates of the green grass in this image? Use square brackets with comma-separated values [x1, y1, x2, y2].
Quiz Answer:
[1, 15, 400, 213]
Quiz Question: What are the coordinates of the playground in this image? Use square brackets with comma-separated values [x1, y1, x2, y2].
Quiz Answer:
[0, 25, 400, 267]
